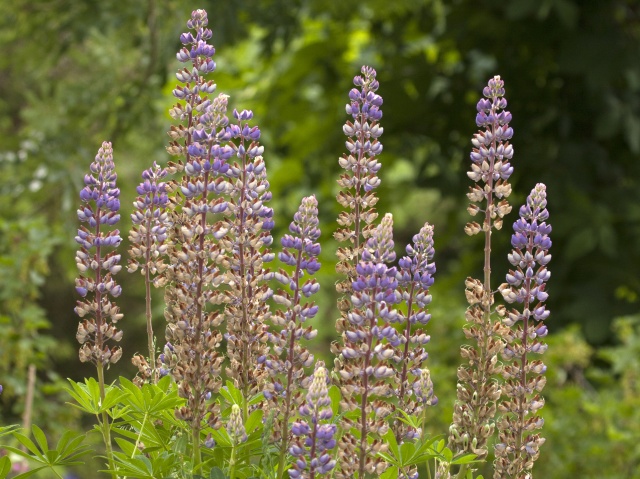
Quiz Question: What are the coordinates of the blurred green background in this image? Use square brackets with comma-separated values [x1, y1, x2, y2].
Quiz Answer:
[1, 0, 640, 477]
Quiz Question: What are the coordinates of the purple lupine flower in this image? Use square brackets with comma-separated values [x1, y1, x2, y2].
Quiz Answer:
[394, 223, 437, 442]
[262, 196, 321, 475]
[450, 75, 514, 460]
[333, 213, 399, 478]
[74, 141, 124, 366]
[494, 183, 551, 478]
[129, 162, 169, 385]
[289, 363, 337, 479]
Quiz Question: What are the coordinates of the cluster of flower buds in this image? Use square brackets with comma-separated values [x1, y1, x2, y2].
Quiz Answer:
[393, 222, 437, 441]
[450, 76, 514, 459]
[332, 214, 397, 478]
[261, 196, 321, 449]
[74, 141, 124, 366]
[217, 107, 274, 405]
[289, 363, 337, 479]
[128, 162, 169, 384]
[335, 65, 384, 308]
[494, 184, 551, 478]
[227, 404, 248, 445]
[161, 9, 228, 435]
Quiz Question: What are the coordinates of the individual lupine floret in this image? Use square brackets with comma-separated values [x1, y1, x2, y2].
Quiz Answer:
[75, 141, 124, 368]
[493, 184, 551, 479]
[334, 65, 384, 315]
[260, 196, 321, 478]
[218, 107, 274, 415]
[393, 223, 437, 442]
[450, 75, 514, 459]
[332, 213, 399, 479]
[289, 363, 337, 479]
[128, 162, 169, 384]
[161, 10, 228, 468]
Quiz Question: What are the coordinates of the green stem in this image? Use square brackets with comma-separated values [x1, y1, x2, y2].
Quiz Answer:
[456, 464, 469, 479]
[97, 364, 118, 478]
[192, 426, 201, 472]
[228, 443, 237, 479]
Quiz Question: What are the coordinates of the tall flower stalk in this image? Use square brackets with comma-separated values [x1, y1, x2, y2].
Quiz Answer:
[128, 162, 169, 384]
[494, 184, 551, 478]
[332, 65, 384, 479]
[74, 141, 123, 474]
[162, 10, 228, 469]
[334, 213, 399, 478]
[450, 75, 514, 461]
[262, 196, 321, 479]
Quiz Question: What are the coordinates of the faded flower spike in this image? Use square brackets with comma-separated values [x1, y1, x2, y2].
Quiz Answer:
[162, 10, 227, 468]
[74, 141, 124, 367]
[129, 162, 169, 384]
[289, 363, 337, 479]
[494, 183, 551, 479]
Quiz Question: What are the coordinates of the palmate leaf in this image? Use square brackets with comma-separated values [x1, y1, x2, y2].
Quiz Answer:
[4, 425, 91, 478]
[66, 377, 130, 416]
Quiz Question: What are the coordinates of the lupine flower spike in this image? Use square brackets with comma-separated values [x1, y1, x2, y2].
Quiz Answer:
[394, 223, 437, 444]
[74, 141, 122, 474]
[162, 9, 227, 468]
[289, 363, 337, 479]
[75, 141, 123, 368]
[450, 75, 514, 460]
[494, 184, 551, 478]
[129, 162, 169, 384]
[334, 65, 383, 311]
[333, 213, 398, 478]
[262, 196, 321, 479]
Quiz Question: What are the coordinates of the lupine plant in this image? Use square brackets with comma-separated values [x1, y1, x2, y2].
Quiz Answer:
[0, 9, 555, 479]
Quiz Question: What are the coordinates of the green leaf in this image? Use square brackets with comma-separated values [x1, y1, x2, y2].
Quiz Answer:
[328, 385, 341, 417]
[451, 453, 480, 465]
[245, 409, 264, 434]
[210, 467, 227, 479]
[31, 425, 49, 454]
[0, 456, 11, 479]
[13, 466, 49, 479]
[380, 466, 399, 479]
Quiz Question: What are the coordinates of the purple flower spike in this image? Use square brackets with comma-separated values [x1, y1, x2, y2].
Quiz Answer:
[265, 196, 321, 464]
[74, 142, 123, 366]
[289, 364, 337, 479]
[128, 161, 170, 384]
[495, 183, 551, 478]
[333, 213, 400, 477]
[394, 223, 437, 442]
